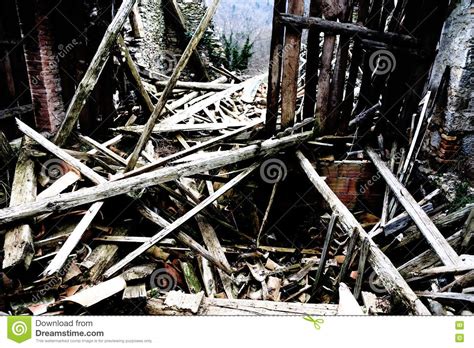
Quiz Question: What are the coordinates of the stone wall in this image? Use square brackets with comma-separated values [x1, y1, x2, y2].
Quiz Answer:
[130, 0, 224, 79]
[424, 0, 474, 178]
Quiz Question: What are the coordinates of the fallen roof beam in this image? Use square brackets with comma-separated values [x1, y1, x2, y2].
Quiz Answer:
[0, 131, 311, 226]
[125, 0, 221, 171]
[366, 147, 459, 267]
[278, 13, 418, 47]
[295, 150, 430, 315]
[53, 0, 137, 146]
[155, 80, 233, 91]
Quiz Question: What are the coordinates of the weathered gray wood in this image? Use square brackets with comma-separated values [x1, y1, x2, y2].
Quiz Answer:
[17, 119, 105, 185]
[195, 214, 235, 299]
[113, 122, 247, 134]
[155, 81, 232, 91]
[0, 132, 311, 225]
[146, 291, 338, 315]
[311, 212, 337, 298]
[354, 238, 370, 299]
[336, 227, 358, 286]
[397, 231, 462, 277]
[295, 150, 430, 315]
[125, 0, 220, 171]
[388, 204, 474, 252]
[461, 208, 474, 252]
[136, 203, 233, 275]
[366, 147, 459, 266]
[280, 0, 304, 129]
[16, 119, 107, 276]
[115, 121, 262, 180]
[2, 137, 36, 273]
[54, 0, 137, 146]
[278, 13, 418, 47]
[79, 134, 128, 166]
[104, 164, 258, 278]
[0, 130, 14, 167]
[83, 226, 128, 283]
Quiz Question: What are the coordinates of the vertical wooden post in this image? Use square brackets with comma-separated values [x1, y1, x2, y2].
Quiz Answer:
[302, 0, 322, 124]
[280, 0, 304, 130]
[328, 0, 352, 132]
[341, 0, 370, 128]
[264, 0, 288, 137]
[314, 0, 339, 134]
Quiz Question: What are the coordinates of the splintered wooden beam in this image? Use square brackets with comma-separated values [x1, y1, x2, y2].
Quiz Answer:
[53, 0, 137, 146]
[295, 150, 430, 315]
[125, 0, 221, 171]
[366, 147, 459, 266]
[0, 131, 311, 225]
[2, 137, 36, 273]
[104, 163, 257, 278]
[16, 119, 107, 276]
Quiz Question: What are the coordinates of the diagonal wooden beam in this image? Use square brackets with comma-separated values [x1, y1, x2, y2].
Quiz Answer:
[366, 147, 459, 266]
[296, 150, 430, 315]
[53, 0, 137, 146]
[125, 0, 221, 172]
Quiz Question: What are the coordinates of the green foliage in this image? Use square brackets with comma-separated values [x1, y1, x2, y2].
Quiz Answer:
[449, 181, 474, 212]
[222, 33, 254, 71]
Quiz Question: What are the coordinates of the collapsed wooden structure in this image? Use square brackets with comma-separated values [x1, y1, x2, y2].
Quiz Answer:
[0, 0, 472, 316]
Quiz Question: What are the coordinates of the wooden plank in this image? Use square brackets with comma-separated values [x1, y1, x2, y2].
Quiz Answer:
[310, 212, 338, 298]
[366, 147, 459, 266]
[353, 237, 370, 299]
[103, 164, 258, 278]
[280, 0, 304, 129]
[302, 0, 322, 121]
[2, 137, 36, 273]
[146, 291, 339, 315]
[264, 0, 288, 136]
[461, 208, 474, 252]
[295, 150, 430, 315]
[124, 0, 221, 171]
[53, 0, 137, 146]
[278, 13, 419, 47]
[0, 132, 311, 225]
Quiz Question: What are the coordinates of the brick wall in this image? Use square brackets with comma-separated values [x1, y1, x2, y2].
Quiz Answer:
[16, 0, 65, 134]
[318, 160, 384, 213]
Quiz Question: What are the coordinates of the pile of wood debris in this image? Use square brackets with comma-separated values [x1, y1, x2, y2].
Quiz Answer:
[0, 0, 473, 317]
